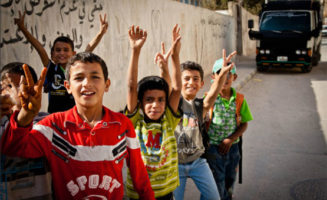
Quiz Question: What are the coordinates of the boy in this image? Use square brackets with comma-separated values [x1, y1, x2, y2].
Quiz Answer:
[14, 11, 108, 113]
[173, 49, 236, 200]
[125, 25, 181, 200]
[1, 52, 155, 199]
[0, 62, 52, 200]
[206, 58, 253, 200]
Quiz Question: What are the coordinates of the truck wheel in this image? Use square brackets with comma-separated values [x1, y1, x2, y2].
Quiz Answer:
[257, 65, 266, 72]
[312, 45, 321, 66]
[312, 55, 319, 66]
[301, 64, 312, 73]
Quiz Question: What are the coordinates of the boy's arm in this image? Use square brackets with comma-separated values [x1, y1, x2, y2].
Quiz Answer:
[127, 26, 147, 113]
[1, 65, 47, 158]
[168, 24, 182, 113]
[84, 14, 108, 52]
[219, 122, 248, 155]
[125, 119, 155, 200]
[15, 11, 50, 67]
[202, 50, 237, 118]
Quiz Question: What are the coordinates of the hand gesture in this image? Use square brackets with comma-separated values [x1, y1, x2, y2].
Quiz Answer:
[19, 64, 47, 117]
[170, 24, 181, 58]
[155, 42, 170, 70]
[14, 11, 26, 30]
[221, 49, 237, 75]
[128, 25, 147, 51]
[99, 14, 108, 35]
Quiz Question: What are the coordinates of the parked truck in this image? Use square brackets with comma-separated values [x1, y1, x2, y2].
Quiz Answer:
[248, 0, 323, 72]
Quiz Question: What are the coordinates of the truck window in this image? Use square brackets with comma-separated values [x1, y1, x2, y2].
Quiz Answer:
[260, 11, 310, 32]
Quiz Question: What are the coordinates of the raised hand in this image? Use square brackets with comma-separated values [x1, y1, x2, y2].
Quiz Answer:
[212, 49, 237, 81]
[220, 49, 237, 75]
[128, 25, 147, 51]
[171, 24, 181, 58]
[19, 64, 47, 112]
[155, 42, 170, 70]
[99, 14, 108, 35]
[14, 11, 26, 29]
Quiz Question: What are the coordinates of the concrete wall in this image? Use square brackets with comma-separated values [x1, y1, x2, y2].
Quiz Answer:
[241, 6, 259, 57]
[227, 2, 259, 58]
[0, 0, 241, 112]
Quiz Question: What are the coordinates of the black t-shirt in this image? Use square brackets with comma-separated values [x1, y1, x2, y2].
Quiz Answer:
[43, 61, 75, 113]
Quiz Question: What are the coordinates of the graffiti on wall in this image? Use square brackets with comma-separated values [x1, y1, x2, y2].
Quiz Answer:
[0, 0, 104, 51]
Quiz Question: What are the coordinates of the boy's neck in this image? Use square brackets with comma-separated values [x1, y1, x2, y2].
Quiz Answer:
[55, 62, 67, 69]
[220, 88, 232, 99]
[77, 105, 104, 128]
[182, 93, 195, 101]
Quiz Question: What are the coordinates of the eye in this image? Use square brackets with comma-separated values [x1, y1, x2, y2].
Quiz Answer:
[158, 97, 165, 103]
[183, 77, 190, 81]
[145, 97, 153, 103]
[73, 76, 83, 81]
[92, 75, 101, 79]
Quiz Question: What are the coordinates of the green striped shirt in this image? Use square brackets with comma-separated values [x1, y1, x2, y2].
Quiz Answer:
[126, 105, 181, 198]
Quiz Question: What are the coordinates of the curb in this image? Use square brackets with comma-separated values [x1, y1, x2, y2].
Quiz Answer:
[235, 69, 257, 91]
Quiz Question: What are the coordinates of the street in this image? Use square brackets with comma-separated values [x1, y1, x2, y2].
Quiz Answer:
[184, 42, 327, 200]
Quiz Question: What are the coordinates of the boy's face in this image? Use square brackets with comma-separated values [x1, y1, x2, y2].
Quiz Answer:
[64, 61, 110, 109]
[142, 89, 166, 121]
[1, 73, 22, 109]
[181, 70, 204, 100]
[51, 41, 76, 67]
[221, 72, 237, 90]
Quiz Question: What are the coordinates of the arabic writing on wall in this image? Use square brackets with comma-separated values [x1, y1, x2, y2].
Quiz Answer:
[0, 0, 104, 51]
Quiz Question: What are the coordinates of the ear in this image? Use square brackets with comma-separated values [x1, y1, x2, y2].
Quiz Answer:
[233, 74, 238, 81]
[72, 51, 77, 56]
[200, 80, 204, 88]
[104, 78, 111, 92]
[64, 80, 72, 94]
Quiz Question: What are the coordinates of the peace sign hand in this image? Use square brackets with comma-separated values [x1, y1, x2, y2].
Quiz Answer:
[99, 14, 108, 35]
[17, 65, 47, 126]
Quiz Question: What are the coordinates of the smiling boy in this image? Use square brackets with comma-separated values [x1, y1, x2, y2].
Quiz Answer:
[173, 50, 236, 200]
[1, 52, 154, 199]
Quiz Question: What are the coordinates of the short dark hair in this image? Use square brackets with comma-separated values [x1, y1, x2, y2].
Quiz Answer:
[137, 76, 169, 104]
[181, 61, 204, 81]
[51, 36, 74, 54]
[65, 52, 109, 81]
[1, 62, 37, 83]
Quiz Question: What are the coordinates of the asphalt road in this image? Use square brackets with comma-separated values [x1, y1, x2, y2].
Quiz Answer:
[184, 42, 327, 200]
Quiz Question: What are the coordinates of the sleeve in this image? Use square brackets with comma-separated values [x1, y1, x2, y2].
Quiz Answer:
[123, 104, 141, 127]
[166, 104, 183, 131]
[125, 117, 155, 200]
[1, 111, 48, 159]
[240, 99, 253, 123]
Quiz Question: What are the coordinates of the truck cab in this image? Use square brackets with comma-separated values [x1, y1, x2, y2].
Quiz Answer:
[248, 0, 322, 72]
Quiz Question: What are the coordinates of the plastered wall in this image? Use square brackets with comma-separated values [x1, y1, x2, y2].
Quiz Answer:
[0, 0, 256, 112]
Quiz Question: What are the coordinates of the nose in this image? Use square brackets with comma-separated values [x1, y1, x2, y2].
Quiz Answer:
[82, 78, 91, 87]
[151, 100, 159, 108]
